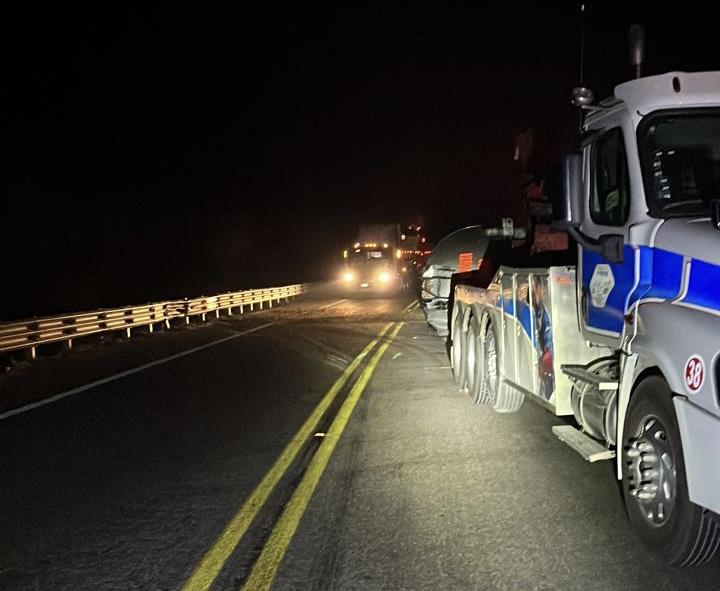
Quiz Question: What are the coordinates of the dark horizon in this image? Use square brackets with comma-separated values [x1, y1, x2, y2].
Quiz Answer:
[5, 3, 719, 319]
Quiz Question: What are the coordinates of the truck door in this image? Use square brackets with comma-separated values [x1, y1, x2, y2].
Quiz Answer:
[578, 126, 634, 344]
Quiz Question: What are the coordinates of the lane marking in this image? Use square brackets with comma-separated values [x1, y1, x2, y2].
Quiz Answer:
[402, 300, 418, 313]
[318, 299, 347, 310]
[0, 322, 277, 421]
[181, 322, 394, 591]
[241, 322, 404, 591]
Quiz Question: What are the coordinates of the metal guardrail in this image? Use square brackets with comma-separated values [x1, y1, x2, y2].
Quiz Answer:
[0, 284, 305, 359]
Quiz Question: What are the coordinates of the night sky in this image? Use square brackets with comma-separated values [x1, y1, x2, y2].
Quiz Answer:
[5, 3, 719, 319]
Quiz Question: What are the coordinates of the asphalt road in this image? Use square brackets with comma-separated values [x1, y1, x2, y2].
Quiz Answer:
[1, 283, 719, 590]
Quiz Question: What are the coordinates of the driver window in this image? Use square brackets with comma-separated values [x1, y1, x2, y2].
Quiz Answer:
[590, 128, 630, 226]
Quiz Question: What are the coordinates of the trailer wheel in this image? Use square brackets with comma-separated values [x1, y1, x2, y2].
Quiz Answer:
[450, 304, 467, 389]
[479, 319, 523, 412]
[465, 315, 481, 401]
[621, 376, 720, 565]
[478, 318, 498, 405]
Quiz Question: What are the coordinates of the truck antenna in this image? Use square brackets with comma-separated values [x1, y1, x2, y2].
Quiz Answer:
[628, 24, 645, 79]
[571, 3, 594, 131]
[579, 3, 586, 85]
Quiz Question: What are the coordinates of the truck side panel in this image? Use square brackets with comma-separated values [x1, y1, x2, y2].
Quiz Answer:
[456, 266, 608, 416]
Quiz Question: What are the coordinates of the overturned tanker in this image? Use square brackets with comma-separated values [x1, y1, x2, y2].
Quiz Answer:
[420, 220, 524, 336]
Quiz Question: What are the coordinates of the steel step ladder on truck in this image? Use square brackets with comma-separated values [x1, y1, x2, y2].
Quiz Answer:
[448, 70, 720, 565]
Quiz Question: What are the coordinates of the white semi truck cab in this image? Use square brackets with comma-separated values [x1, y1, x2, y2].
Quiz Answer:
[451, 71, 720, 565]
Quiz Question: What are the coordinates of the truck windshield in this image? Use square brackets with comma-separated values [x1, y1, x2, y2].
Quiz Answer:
[639, 110, 720, 217]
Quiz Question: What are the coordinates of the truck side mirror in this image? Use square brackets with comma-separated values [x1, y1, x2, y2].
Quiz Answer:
[561, 153, 584, 227]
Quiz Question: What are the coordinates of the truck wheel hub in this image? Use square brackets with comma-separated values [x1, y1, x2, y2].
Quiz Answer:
[624, 415, 676, 526]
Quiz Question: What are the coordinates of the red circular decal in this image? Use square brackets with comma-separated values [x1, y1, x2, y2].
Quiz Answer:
[684, 355, 705, 393]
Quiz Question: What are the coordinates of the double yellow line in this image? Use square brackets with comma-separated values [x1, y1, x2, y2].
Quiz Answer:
[182, 321, 404, 591]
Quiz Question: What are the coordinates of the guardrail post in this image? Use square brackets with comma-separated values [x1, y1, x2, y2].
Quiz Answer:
[65, 339, 73, 351]
[165, 319, 171, 330]
[149, 323, 154, 333]
[260, 301, 263, 310]
[126, 327, 132, 338]
[215, 309, 220, 319]
[182, 299, 190, 324]
[228, 306, 233, 316]
[240, 304, 244, 314]
[30, 345, 37, 360]
[269, 298, 272, 309]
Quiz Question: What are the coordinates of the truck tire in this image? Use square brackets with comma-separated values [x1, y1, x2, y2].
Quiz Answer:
[478, 318, 499, 405]
[465, 315, 481, 402]
[480, 318, 523, 412]
[621, 376, 720, 565]
[450, 304, 467, 389]
[493, 378, 524, 413]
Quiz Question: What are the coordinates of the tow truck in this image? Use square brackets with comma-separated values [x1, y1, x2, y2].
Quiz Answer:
[449, 68, 720, 564]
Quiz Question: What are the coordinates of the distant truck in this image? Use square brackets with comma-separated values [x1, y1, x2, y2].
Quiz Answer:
[342, 224, 406, 292]
[448, 70, 720, 565]
[397, 224, 431, 273]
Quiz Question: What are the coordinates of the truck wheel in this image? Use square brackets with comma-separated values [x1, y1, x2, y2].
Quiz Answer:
[480, 319, 523, 412]
[450, 304, 467, 389]
[621, 376, 720, 565]
[478, 319, 498, 405]
[465, 316, 481, 401]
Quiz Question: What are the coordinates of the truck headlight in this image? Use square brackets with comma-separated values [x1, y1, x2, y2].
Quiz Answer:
[343, 272, 354, 282]
[378, 271, 391, 283]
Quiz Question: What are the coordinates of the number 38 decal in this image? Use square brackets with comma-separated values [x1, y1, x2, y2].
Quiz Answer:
[684, 355, 705, 393]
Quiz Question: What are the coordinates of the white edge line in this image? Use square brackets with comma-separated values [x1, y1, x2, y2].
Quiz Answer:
[0, 321, 276, 421]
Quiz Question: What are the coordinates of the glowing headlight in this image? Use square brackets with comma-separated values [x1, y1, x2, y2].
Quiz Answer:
[378, 271, 391, 283]
[343, 271, 354, 282]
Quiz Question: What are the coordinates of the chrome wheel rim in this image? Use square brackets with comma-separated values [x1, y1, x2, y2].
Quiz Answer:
[625, 414, 677, 526]
[485, 329, 497, 398]
[466, 328, 476, 393]
[452, 322, 462, 373]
